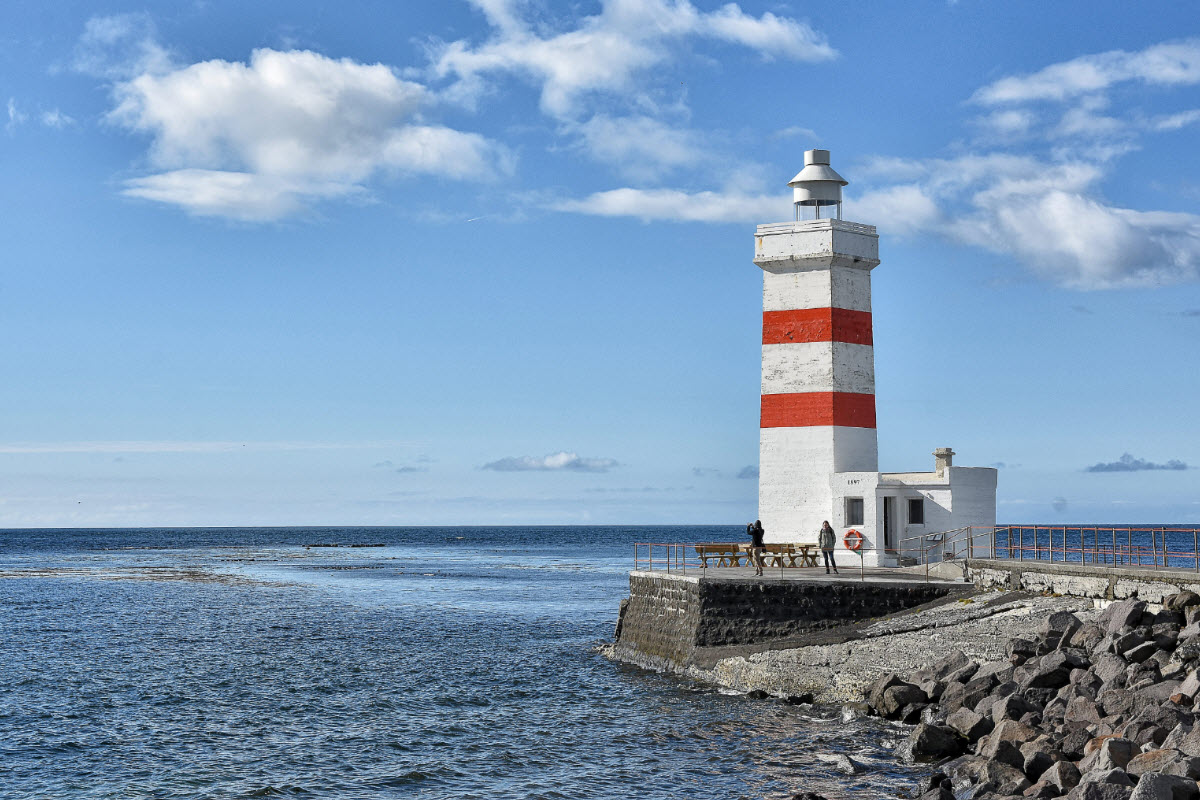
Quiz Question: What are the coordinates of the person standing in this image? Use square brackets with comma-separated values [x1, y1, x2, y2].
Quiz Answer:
[819, 521, 839, 575]
[747, 519, 766, 576]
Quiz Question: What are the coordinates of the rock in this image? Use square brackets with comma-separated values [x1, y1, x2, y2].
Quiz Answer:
[932, 649, 974, 680]
[1071, 785, 1134, 800]
[1081, 738, 1138, 772]
[813, 753, 860, 775]
[1043, 612, 1085, 647]
[1095, 655, 1131, 688]
[1178, 672, 1200, 700]
[1022, 652, 1075, 690]
[907, 723, 968, 761]
[949, 707, 995, 742]
[1060, 729, 1095, 759]
[1066, 696, 1105, 725]
[978, 760, 1033, 795]
[791, 793, 830, 800]
[978, 661, 1018, 683]
[1021, 741, 1058, 782]
[1127, 772, 1200, 800]
[1175, 640, 1200, 663]
[1023, 779, 1060, 797]
[878, 683, 928, 719]
[978, 735, 1028, 770]
[944, 678, 997, 715]
[1040, 760, 1082, 792]
[1169, 725, 1200, 758]
[924, 772, 953, 792]
[1137, 680, 1185, 705]
[994, 719, 1040, 744]
[1126, 748, 1200, 779]
[1155, 610, 1187, 628]
[746, 689, 770, 699]
[1079, 768, 1135, 787]
[1010, 638, 1039, 664]
[1166, 592, 1200, 612]
[786, 693, 815, 704]
[996, 694, 1043, 724]
[1127, 642, 1162, 664]
[1099, 688, 1138, 720]
[1071, 624, 1107, 653]
[1101, 599, 1149, 635]
[866, 672, 906, 710]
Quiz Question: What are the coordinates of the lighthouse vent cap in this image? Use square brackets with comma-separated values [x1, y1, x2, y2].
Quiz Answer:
[788, 148, 847, 207]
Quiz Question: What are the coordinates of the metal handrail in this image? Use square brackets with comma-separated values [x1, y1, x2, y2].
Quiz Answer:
[634, 525, 1200, 582]
[632, 541, 944, 582]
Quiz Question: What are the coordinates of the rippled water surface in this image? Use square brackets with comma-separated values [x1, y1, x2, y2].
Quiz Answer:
[0, 527, 922, 799]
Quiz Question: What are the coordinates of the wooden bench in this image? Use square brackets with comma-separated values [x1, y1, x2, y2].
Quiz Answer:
[695, 543, 745, 567]
[694, 543, 821, 568]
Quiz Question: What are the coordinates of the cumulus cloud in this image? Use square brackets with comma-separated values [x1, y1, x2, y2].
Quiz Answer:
[736, 465, 758, 479]
[571, 114, 709, 180]
[431, 0, 834, 118]
[84, 19, 511, 221]
[556, 186, 784, 223]
[481, 451, 619, 472]
[1084, 453, 1190, 473]
[972, 39, 1200, 105]
[852, 154, 1200, 289]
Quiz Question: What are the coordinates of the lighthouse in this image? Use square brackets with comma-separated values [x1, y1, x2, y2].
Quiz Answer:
[753, 150, 996, 565]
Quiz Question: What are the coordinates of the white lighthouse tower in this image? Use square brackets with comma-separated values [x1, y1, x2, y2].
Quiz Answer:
[754, 149, 879, 545]
[754, 149, 997, 565]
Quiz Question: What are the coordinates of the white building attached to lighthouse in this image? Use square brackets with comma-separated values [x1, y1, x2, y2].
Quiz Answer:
[754, 149, 996, 566]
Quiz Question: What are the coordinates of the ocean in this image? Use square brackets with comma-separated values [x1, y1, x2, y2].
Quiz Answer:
[0, 526, 927, 800]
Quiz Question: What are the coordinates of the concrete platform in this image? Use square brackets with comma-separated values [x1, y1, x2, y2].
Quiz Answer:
[635, 563, 968, 585]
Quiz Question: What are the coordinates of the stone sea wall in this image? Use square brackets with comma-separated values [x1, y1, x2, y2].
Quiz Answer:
[612, 571, 957, 673]
[968, 561, 1200, 604]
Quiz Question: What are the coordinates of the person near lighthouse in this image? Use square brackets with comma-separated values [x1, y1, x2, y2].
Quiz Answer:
[819, 521, 839, 575]
[747, 519, 766, 576]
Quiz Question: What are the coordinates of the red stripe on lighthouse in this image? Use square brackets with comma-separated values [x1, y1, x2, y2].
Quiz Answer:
[762, 308, 873, 346]
[760, 392, 877, 429]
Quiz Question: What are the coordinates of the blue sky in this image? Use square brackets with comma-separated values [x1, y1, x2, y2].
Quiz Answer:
[2, 0, 1198, 527]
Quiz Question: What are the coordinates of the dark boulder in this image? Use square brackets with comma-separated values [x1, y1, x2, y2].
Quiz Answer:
[1127, 772, 1200, 800]
[1100, 599, 1148, 635]
[907, 723, 968, 761]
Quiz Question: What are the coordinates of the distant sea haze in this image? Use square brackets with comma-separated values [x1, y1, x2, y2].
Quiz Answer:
[0, 525, 929, 799]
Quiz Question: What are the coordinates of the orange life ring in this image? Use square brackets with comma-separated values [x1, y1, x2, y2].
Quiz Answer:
[843, 529, 864, 550]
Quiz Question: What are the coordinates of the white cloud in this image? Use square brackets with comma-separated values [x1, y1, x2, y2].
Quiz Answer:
[854, 154, 1200, 289]
[1153, 109, 1200, 131]
[481, 451, 619, 472]
[6, 97, 26, 132]
[971, 109, 1036, 138]
[40, 109, 76, 129]
[106, 47, 512, 220]
[572, 114, 708, 180]
[973, 38, 1200, 105]
[556, 186, 785, 223]
[73, 13, 173, 79]
[432, 0, 834, 118]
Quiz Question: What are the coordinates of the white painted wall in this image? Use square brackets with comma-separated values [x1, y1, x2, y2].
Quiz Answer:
[761, 342, 875, 395]
[759, 426, 878, 543]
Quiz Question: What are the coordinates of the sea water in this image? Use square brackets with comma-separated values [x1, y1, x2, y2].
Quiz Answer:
[0, 526, 929, 799]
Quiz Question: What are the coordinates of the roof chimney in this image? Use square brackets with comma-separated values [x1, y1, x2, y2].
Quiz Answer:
[934, 447, 955, 473]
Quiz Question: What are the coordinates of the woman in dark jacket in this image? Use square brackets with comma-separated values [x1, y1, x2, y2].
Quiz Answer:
[747, 519, 766, 576]
[819, 521, 839, 575]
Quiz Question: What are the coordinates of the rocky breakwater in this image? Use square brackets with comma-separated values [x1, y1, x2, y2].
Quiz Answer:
[865, 591, 1200, 800]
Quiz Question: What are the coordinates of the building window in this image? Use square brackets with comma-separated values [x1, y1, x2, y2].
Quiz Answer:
[845, 497, 864, 526]
[908, 498, 925, 525]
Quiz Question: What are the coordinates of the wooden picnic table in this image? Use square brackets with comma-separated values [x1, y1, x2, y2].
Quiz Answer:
[694, 542, 820, 568]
